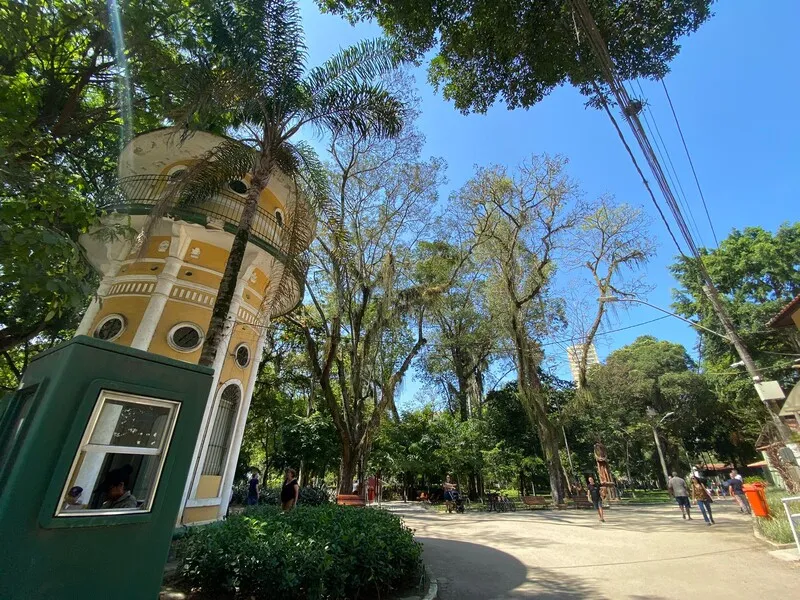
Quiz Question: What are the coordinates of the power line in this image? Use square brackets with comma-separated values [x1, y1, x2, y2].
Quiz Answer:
[634, 79, 706, 248]
[661, 79, 719, 246]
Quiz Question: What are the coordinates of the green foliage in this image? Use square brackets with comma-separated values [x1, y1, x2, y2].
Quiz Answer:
[566, 335, 720, 483]
[320, 0, 713, 113]
[670, 224, 800, 460]
[176, 505, 422, 599]
[230, 482, 331, 506]
[176, 514, 327, 598]
[754, 489, 800, 545]
[0, 0, 192, 351]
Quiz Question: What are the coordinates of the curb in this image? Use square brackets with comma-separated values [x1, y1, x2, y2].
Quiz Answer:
[423, 566, 439, 600]
[752, 524, 795, 550]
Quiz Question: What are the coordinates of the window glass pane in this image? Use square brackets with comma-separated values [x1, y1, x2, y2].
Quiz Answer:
[88, 399, 170, 448]
[59, 452, 159, 512]
[202, 386, 240, 476]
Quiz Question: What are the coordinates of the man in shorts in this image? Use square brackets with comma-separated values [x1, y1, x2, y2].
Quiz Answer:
[587, 476, 605, 523]
[667, 471, 692, 520]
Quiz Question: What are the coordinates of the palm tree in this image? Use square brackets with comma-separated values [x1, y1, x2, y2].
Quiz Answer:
[144, 0, 404, 367]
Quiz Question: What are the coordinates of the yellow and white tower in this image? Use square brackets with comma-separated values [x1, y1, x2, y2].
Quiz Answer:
[77, 128, 312, 524]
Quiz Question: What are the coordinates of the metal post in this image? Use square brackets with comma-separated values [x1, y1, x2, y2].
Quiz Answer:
[562, 426, 575, 474]
[652, 426, 669, 487]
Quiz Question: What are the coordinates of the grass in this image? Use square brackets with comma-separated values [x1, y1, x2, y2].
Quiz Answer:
[617, 490, 673, 504]
[754, 488, 800, 545]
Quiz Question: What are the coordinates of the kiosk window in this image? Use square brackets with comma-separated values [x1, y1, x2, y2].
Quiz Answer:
[56, 391, 179, 516]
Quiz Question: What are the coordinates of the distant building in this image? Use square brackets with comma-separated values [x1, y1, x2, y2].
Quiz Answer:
[566, 343, 599, 387]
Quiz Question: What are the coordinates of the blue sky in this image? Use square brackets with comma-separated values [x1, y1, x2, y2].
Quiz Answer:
[298, 1, 800, 405]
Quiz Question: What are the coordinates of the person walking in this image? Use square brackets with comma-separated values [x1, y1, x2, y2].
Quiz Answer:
[667, 471, 692, 520]
[281, 468, 299, 511]
[247, 470, 260, 506]
[587, 476, 605, 523]
[443, 475, 457, 513]
[691, 475, 715, 525]
[725, 470, 751, 515]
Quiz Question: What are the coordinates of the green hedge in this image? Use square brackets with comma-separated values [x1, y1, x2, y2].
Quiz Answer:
[231, 482, 332, 506]
[176, 505, 422, 599]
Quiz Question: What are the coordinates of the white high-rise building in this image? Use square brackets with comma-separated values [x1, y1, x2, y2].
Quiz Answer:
[566, 343, 600, 387]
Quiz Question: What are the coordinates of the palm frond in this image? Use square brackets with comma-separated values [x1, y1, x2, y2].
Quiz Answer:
[300, 82, 405, 138]
[303, 38, 400, 100]
[208, 0, 306, 99]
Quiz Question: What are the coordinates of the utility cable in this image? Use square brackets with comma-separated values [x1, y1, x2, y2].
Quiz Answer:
[661, 79, 719, 246]
[635, 79, 706, 248]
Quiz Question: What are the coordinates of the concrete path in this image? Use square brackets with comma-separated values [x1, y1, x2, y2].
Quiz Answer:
[383, 501, 798, 599]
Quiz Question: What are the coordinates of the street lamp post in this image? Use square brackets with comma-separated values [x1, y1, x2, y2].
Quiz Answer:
[648, 410, 675, 487]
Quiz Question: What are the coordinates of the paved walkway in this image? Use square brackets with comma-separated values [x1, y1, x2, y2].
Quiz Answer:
[383, 501, 798, 599]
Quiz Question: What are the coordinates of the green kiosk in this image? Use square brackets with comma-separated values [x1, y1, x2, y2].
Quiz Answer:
[0, 336, 212, 599]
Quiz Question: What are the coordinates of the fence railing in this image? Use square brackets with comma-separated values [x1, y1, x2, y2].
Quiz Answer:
[781, 495, 800, 556]
[103, 175, 286, 255]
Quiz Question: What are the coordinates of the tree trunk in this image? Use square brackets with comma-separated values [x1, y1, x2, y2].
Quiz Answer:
[538, 420, 566, 504]
[199, 161, 272, 367]
[338, 444, 359, 495]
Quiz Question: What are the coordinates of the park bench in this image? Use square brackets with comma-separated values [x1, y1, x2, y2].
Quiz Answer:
[337, 494, 365, 507]
[521, 495, 551, 509]
[572, 497, 594, 509]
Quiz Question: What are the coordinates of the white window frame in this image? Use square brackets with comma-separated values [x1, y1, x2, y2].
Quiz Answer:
[55, 390, 180, 517]
[93, 314, 126, 342]
[167, 322, 204, 353]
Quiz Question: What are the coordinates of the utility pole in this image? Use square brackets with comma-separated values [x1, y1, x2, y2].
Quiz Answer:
[702, 284, 790, 432]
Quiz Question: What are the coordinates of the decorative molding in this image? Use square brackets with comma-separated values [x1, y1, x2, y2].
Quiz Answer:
[170, 285, 216, 307]
[108, 281, 157, 296]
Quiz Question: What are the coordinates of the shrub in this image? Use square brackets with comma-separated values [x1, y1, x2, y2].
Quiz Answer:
[176, 516, 327, 599]
[754, 489, 800, 545]
[175, 505, 422, 599]
[743, 476, 767, 484]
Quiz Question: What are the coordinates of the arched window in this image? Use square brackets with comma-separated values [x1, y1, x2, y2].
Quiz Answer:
[202, 383, 241, 476]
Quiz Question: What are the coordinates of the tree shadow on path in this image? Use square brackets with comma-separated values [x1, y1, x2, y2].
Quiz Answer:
[418, 537, 605, 600]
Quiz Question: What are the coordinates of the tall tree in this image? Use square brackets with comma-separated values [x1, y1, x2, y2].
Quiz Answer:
[320, 0, 713, 112]
[0, 0, 193, 352]
[286, 114, 446, 493]
[561, 336, 717, 487]
[455, 155, 582, 503]
[414, 240, 495, 421]
[159, 0, 406, 367]
[568, 197, 655, 387]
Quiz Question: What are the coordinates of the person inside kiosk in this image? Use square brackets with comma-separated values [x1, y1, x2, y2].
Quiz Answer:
[101, 466, 138, 510]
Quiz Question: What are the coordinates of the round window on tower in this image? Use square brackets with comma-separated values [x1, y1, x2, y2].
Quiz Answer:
[167, 322, 204, 353]
[234, 343, 250, 368]
[228, 179, 249, 195]
[93, 314, 126, 342]
[168, 168, 186, 181]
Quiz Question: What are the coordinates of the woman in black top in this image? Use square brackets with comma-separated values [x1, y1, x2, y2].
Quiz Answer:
[281, 468, 299, 511]
[587, 476, 605, 522]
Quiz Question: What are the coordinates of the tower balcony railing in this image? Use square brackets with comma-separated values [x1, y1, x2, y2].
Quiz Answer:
[102, 175, 288, 259]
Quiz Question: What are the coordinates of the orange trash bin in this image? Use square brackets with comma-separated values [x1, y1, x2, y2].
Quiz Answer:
[742, 482, 769, 517]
